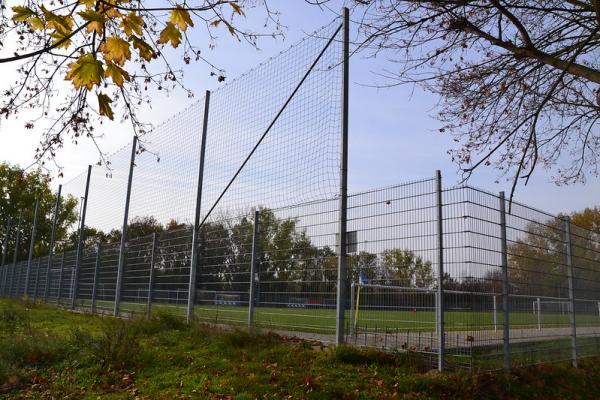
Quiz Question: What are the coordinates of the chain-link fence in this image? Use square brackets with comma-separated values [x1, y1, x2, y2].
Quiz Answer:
[2, 10, 600, 372]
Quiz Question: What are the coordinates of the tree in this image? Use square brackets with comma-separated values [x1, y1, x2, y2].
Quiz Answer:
[347, 1, 600, 199]
[0, 162, 78, 261]
[1, 1, 280, 168]
[380, 249, 434, 288]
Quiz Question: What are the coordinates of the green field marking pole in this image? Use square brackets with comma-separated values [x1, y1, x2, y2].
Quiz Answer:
[187, 90, 210, 324]
[44, 184, 62, 302]
[248, 210, 260, 329]
[57, 251, 66, 305]
[336, 6, 350, 346]
[72, 165, 92, 310]
[9, 211, 24, 297]
[435, 170, 445, 371]
[499, 191, 510, 371]
[33, 257, 42, 301]
[114, 138, 137, 317]
[1, 216, 11, 296]
[91, 242, 102, 313]
[147, 233, 158, 316]
[24, 200, 40, 297]
[564, 216, 578, 368]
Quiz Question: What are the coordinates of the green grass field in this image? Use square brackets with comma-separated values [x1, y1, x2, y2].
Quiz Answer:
[69, 298, 600, 335]
[2, 299, 600, 399]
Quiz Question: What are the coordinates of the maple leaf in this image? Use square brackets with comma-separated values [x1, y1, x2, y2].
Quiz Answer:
[100, 36, 131, 66]
[97, 93, 114, 120]
[11, 6, 35, 22]
[131, 36, 157, 61]
[105, 62, 130, 87]
[78, 9, 105, 34]
[65, 54, 104, 90]
[29, 17, 45, 31]
[170, 6, 194, 32]
[121, 12, 144, 36]
[158, 23, 181, 48]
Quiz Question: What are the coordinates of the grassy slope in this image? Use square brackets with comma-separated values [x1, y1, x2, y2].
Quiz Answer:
[1, 299, 600, 399]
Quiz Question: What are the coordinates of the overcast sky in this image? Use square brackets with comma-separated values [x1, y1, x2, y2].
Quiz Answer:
[0, 1, 598, 216]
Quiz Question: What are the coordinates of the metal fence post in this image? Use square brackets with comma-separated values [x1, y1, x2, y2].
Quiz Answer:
[72, 165, 92, 309]
[564, 216, 578, 368]
[33, 257, 42, 301]
[114, 138, 138, 316]
[44, 185, 62, 302]
[349, 282, 356, 336]
[24, 200, 40, 297]
[248, 210, 260, 329]
[435, 170, 445, 371]
[336, 6, 350, 346]
[1, 216, 11, 296]
[9, 211, 24, 297]
[537, 297, 541, 330]
[57, 251, 66, 305]
[499, 191, 510, 371]
[91, 242, 101, 313]
[187, 90, 211, 323]
[147, 233, 158, 316]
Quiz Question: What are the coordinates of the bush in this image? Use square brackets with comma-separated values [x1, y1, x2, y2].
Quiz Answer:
[73, 318, 140, 370]
[0, 302, 30, 334]
[129, 309, 188, 336]
[330, 345, 426, 371]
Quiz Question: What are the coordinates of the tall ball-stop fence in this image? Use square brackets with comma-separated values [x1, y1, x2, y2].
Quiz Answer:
[2, 10, 600, 372]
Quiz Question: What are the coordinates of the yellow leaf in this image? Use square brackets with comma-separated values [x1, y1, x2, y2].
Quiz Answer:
[41, 6, 73, 32]
[230, 3, 245, 16]
[79, 0, 96, 8]
[105, 61, 130, 87]
[210, 19, 221, 27]
[131, 36, 157, 61]
[49, 26, 72, 49]
[121, 12, 143, 36]
[78, 9, 105, 34]
[97, 93, 114, 120]
[170, 6, 194, 32]
[65, 54, 104, 90]
[29, 17, 45, 31]
[100, 36, 131, 66]
[157, 23, 181, 48]
[12, 6, 35, 22]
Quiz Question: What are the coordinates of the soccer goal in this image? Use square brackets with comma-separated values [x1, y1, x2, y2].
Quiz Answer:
[349, 282, 437, 334]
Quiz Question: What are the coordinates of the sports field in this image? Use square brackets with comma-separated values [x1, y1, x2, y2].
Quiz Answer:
[69, 299, 600, 335]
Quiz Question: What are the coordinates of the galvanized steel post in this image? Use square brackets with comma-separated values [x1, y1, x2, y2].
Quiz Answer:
[248, 210, 260, 329]
[24, 200, 40, 296]
[435, 170, 445, 371]
[57, 251, 66, 305]
[147, 233, 158, 316]
[72, 165, 92, 309]
[114, 137, 138, 316]
[33, 257, 42, 301]
[564, 216, 578, 368]
[499, 191, 510, 371]
[91, 242, 102, 313]
[44, 185, 62, 301]
[336, 6, 350, 346]
[187, 91, 211, 323]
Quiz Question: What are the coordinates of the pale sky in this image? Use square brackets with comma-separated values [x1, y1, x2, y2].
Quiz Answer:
[0, 1, 598, 217]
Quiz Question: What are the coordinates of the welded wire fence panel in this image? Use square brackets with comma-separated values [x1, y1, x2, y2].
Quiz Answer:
[120, 235, 154, 313]
[345, 179, 439, 356]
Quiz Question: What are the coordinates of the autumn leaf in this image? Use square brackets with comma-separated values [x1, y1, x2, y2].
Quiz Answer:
[121, 12, 144, 36]
[78, 9, 105, 34]
[210, 19, 221, 27]
[97, 93, 114, 120]
[105, 62, 130, 87]
[11, 6, 35, 22]
[158, 23, 181, 48]
[131, 36, 157, 61]
[29, 17, 45, 31]
[100, 36, 131, 66]
[40, 5, 73, 32]
[49, 26, 73, 49]
[170, 6, 194, 32]
[230, 3, 245, 16]
[65, 54, 104, 90]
